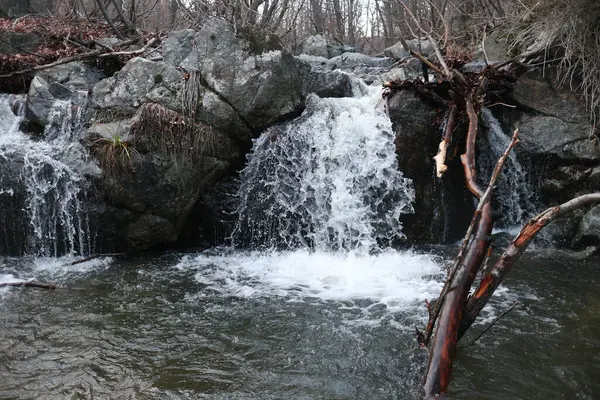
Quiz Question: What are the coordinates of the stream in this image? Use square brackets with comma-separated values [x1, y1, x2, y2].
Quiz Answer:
[1, 248, 599, 399]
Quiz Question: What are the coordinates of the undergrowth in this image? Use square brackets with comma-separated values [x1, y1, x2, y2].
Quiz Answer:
[129, 102, 227, 164]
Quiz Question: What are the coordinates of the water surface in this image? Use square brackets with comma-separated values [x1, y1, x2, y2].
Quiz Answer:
[1, 248, 598, 399]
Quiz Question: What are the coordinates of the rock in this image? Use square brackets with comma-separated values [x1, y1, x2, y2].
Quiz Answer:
[182, 178, 240, 247]
[126, 213, 178, 251]
[163, 29, 196, 66]
[517, 115, 599, 161]
[512, 69, 588, 124]
[326, 53, 393, 69]
[25, 76, 55, 128]
[575, 205, 600, 247]
[381, 58, 427, 82]
[384, 39, 433, 60]
[92, 57, 183, 112]
[299, 34, 352, 59]
[387, 90, 472, 243]
[541, 165, 592, 198]
[296, 57, 355, 98]
[37, 61, 105, 92]
[24, 62, 105, 132]
[0, 0, 50, 18]
[166, 18, 303, 134]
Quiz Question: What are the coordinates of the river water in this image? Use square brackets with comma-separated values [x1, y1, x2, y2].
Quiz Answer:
[1, 248, 599, 399]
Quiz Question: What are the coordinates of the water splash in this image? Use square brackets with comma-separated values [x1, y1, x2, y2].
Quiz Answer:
[479, 108, 537, 228]
[233, 88, 414, 253]
[0, 95, 97, 256]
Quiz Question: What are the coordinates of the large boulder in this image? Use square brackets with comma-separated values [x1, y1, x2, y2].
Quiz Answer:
[24, 62, 105, 133]
[86, 102, 238, 252]
[295, 56, 355, 98]
[384, 39, 433, 60]
[162, 19, 304, 136]
[298, 34, 354, 59]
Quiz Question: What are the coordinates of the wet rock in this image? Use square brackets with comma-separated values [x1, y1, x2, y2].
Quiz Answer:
[575, 205, 600, 247]
[387, 90, 472, 243]
[126, 213, 178, 251]
[517, 115, 599, 161]
[296, 57, 355, 98]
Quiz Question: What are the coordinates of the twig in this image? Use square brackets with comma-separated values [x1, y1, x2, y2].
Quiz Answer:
[467, 301, 519, 345]
[0, 37, 139, 78]
[98, 37, 157, 57]
[65, 253, 120, 266]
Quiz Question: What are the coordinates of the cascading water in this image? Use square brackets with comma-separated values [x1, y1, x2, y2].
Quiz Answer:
[0, 95, 97, 256]
[232, 89, 415, 253]
[479, 108, 537, 228]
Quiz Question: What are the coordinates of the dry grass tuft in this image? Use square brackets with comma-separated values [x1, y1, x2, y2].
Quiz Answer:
[511, 0, 600, 129]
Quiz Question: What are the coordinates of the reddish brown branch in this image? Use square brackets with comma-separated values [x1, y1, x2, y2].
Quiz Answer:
[422, 202, 494, 398]
[461, 93, 484, 198]
[421, 129, 520, 398]
[458, 192, 600, 339]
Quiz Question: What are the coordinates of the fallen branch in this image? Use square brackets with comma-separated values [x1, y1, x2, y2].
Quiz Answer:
[98, 37, 158, 58]
[0, 281, 61, 290]
[65, 253, 119, 266]
[421, 129, 520, 398]
[0, 37, 140, 79]
[458, 192, 600, 339]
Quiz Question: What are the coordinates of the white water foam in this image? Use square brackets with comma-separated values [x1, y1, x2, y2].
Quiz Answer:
[176, 249, 445, 326]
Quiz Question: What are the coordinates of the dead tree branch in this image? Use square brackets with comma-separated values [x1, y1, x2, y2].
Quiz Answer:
[0, 37, 141, 79]
[458, 192, 600, 339]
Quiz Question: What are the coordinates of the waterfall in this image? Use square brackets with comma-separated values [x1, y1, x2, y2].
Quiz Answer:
[479, 108, 537, 228]
[0, 95, 97, 256]
[232, 89, 415, 253]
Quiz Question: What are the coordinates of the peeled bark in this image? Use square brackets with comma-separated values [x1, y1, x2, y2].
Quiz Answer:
[423, 202, 493, 398]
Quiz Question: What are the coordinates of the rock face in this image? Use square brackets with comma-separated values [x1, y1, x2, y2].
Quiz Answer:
[387, 90, 472, 244]
[84, 18, 306, 252]
[162, 19, 304, 137]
